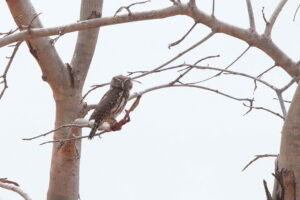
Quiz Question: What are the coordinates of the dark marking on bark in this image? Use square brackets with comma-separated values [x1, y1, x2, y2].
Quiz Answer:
[27, 41, 39, 60]
[87, 11, 102, 20]
[273, 168, 296, 200]
[66, 63, 75, 88]
[42, 75, 47, 81]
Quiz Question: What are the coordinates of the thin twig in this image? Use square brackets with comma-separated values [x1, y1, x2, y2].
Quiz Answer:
[243, 103, 284, 119]
[114, 0, 150, 16]
[127, 64, 185, 75]
[196, 45, 251, 83]
[187, 64, 277, 90]
[131, 32, 214, 80]
[82, 32, 215, 101]
[273, 98, 291, 104]
[262, 7, 269, 24]
[40, 131, 107, 145]
[253, 64, 277, 93]
[23, 123, 91, 141]
[212, 0, 215, 17]
[170, 55, 220, 85]
[246, 0, 256, 31]
[293, 4, 300, 21]
[0, 182, 32, 200]
[128, 83, 253, 105]
[81, 82, 110, 103]
[242, 154, 278, 171]
[0, 41, 22, 99]
[168, 22, 197, 49]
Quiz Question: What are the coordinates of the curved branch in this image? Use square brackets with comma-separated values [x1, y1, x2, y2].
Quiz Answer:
[264, 0, 288, 38]
[0, 182, 32, 200]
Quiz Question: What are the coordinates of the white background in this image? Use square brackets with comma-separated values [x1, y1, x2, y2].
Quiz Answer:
[0, 0, 299, 199]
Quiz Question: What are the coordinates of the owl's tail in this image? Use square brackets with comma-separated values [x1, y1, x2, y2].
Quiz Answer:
[88, 122, 99, 139]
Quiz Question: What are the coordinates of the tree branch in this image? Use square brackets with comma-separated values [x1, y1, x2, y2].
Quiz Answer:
[168, 22, 197, 49]
[242, 154, 278, 171]
[81, 31, 215, 101]
[71, 0, 103, 91]
[1, 3, 298, 77]
[293, 4, 300, 21]
[0, 182, 32, 200]
[264, 0, 288, 38]
[246, 0, 256, 31]
[6, 0, 66, 94]
[195, 45, 251, 83]
[243, 103, 285, 120]
[0, 41, 22, 99]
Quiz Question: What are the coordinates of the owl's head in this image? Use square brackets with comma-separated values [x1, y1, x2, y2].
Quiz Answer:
[110, 75, 132, 90]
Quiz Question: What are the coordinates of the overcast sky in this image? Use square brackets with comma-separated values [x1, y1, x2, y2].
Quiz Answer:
[0, 0, 300, 199]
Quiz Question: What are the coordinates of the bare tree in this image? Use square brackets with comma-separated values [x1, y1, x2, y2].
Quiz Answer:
[1, 0, 299, 199]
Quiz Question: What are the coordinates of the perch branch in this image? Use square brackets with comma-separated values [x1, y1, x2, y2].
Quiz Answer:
[40, 96, 142, 145]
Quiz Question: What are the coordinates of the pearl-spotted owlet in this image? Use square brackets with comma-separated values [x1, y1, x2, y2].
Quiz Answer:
[88, 75, 132, 139]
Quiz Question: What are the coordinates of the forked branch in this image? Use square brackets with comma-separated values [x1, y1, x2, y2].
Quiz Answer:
[264, 0, 288, 37]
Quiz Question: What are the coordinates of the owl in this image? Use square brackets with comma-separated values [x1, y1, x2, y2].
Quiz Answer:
[88, 75, 133, 139]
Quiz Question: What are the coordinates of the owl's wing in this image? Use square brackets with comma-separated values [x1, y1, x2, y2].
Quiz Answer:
[88, 89, 116, 139]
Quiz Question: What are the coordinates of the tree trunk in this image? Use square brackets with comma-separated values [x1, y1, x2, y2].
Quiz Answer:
[273, 83, 300, 200]
[6, 0, 102, 199]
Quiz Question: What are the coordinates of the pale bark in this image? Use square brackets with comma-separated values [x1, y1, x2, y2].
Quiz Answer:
[47, 0, 103, 199]
[4, 0, 300, 199]
[6, 0, 66, 97]
[6, 0, 102, 199]
[273, 83, 300, 199]
[1, 3, 298, 78]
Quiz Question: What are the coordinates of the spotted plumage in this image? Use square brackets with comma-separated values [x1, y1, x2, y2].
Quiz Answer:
[88, 75, 132, 139]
